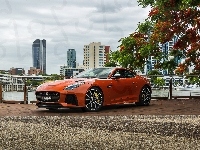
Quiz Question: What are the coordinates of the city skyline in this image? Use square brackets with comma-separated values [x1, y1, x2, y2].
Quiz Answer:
[0, 0, 150, 74]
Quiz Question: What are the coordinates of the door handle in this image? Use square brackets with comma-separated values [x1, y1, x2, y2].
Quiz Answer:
[107, 85, 112, 88]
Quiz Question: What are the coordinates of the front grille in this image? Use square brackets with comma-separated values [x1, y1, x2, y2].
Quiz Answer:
[65, 94, 78, 106]
[36, 91, 60, 102]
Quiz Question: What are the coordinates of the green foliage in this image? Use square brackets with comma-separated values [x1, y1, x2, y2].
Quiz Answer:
[137, 20, 154, 35]
[147, 69, 162, 85]
[104, 61, 117, 67]
[137, 0, 200, 73]
[50, 74, 64, 80]
[188, 77, 200, 85]
[162, 60, 177, 75]
[26, 80, 43, 87]
[137, 0, 199, 10]
[0, 71, 6, 74]
[147, 70, 165, 88]
[108, 0, 200, 74]
[137, 0, 155, 8]
[147, 70, 162, 76]
[186, 73, 200, 85]
[154, 77, 165, 88]
[25, 74, 63, 87]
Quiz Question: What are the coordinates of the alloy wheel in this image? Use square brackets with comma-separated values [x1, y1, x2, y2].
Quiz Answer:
[85, 87, 104, 111]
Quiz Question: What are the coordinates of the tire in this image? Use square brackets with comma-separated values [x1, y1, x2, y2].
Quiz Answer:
[136, 86, 151, 106]
[83, 87, 104, 112]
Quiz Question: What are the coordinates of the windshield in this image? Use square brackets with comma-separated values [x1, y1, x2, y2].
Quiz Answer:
[74, 68, 114, 79]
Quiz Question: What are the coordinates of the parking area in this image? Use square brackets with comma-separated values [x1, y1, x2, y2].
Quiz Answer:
[0, 99, 200, 116]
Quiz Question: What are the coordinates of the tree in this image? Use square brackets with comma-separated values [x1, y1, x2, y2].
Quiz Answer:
[147, 69, 162, 85]
[104, 52, 118, 67]
[108, 21, 165, 71]
[185, 72, 200, 85]
[154, 77, 165, 89]
[105, 50, 136, 69]
[50, 74, 64, 80]
[104, 61, 117, 67]
[107, 32, 162, 71]
[137, 0, 200, 74]
[112, 0, 200, 74]
[26, 79, 43, 87]
[118, 32, 158, 70]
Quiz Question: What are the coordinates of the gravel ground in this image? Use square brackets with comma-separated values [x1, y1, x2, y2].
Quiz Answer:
[0, 116, 200, 150]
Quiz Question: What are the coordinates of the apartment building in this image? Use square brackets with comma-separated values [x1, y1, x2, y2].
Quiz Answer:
[83, 42, 111, 69]
[9, 67, 25, 75]
[28, 67, 43, 75]
[0, 74, 48, 91]
[144, 36, 188, 75]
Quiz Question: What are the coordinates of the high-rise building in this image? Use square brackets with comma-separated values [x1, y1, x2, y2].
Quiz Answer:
[32, 39, 46, 74]
[144, 36, 184, 75]
[67, 49, 76, 68]
[83, 42, 111, 69]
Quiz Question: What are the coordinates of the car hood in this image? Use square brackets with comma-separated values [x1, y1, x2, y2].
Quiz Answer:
[36, 78, 94, 91]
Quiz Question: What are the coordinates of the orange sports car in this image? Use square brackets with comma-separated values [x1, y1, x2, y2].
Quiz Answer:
[35, 67, 151, 112]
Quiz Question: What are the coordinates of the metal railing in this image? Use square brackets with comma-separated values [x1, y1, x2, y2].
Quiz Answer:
[0, 75, 200, 104]
[0, 83, 36, 104]
[145, 75, 200, 100]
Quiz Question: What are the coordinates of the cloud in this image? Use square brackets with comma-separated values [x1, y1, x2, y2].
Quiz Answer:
[93, 0, 138, 13]
[0, 0, 150, 74]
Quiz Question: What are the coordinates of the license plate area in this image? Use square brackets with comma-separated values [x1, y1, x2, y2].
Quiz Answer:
[42, 96, 51, 101]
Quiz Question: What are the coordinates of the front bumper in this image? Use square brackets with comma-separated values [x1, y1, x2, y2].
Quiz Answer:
[35, 91, 85, 108]
[36, 93, 80, 108]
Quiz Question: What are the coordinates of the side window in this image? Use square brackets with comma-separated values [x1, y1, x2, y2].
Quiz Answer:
[112, 69, 135, 78]
[113, 69, 126, 78]
[124, 70, 135, 78]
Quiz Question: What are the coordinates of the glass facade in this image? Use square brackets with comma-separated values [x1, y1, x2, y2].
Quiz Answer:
[32, 39, 46, 74]
[67, 49, 76, 68]
[145, 36, 180, 75]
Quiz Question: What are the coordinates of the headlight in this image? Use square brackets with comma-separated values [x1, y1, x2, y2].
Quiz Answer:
[64, 82, 85, 90]
[36, 85, 43, 90]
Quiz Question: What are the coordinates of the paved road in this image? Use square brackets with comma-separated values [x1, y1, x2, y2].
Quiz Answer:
[0, 99, 200, 116]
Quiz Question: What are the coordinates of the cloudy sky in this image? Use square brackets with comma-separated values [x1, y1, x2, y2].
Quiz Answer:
[0, 0, 150, 74]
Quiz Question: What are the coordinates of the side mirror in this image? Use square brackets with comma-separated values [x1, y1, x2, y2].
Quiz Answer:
[111, 73, 121, 79]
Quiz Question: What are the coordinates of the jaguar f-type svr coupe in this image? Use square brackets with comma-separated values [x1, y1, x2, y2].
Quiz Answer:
[35, 67, 151, 112]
